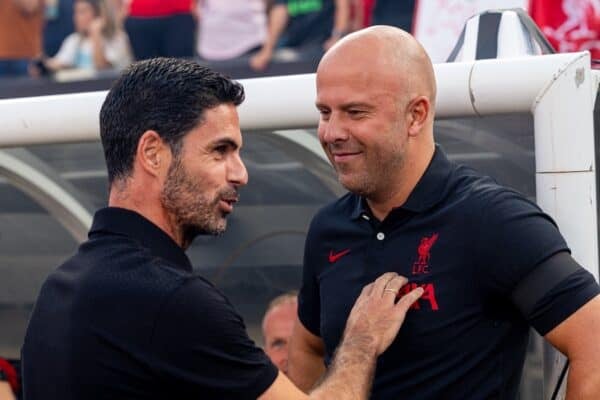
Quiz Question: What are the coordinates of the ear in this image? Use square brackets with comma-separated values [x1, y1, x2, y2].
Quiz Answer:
[406, 96, 431, 137]
[135, 130, 172, 178]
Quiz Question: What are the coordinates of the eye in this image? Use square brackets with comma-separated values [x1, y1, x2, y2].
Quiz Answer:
[214, 145, 228, 154]
[318, 108, 331, 121]
[270, 339, 287, 349]
[348, 109, 365, 118]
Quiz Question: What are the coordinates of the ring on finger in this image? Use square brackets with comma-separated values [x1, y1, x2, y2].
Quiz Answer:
[383, 288, 398, 294]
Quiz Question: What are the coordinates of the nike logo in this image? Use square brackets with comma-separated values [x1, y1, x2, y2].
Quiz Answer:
[329, 248, 351, 263]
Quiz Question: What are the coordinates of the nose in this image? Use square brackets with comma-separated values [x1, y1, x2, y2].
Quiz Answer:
[318, 112, 348, 145]
[229, 153, 248, 187]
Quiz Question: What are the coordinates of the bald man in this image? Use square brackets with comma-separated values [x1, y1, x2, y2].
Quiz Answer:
[262, 293, 298, 374]
[288, 26, 600, 399]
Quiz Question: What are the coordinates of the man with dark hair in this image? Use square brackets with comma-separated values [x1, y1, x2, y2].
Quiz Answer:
[21, 57, 423, 399]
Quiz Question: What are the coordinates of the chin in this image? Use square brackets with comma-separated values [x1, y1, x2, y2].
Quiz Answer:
[339, 175, 362, 191]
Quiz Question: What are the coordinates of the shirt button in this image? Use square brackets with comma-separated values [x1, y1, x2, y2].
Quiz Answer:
[376, 232, 385, 241]
[362, 214, 370, 221]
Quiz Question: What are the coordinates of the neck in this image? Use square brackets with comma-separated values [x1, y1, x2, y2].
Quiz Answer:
[366, 142, 435, 221]
[108, 180, 185, 248]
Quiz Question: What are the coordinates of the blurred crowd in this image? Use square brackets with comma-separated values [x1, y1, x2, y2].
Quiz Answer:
[1, 0, 599, 81]
[0, 0, 414, 80]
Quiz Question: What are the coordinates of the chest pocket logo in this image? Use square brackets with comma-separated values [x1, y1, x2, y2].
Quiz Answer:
[412, 233, 439, 275]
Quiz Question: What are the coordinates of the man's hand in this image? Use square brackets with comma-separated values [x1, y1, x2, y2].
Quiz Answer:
[343, 272, 423, 356]
[262, 272, 421, 400]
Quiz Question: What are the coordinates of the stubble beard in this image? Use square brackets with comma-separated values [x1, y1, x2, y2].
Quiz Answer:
[336, 150, 405, 201]
[161, 158, 228, 246]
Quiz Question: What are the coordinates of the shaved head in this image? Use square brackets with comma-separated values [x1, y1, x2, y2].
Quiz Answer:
[318, 25, 436, 113]
[315, 26, 437, 217]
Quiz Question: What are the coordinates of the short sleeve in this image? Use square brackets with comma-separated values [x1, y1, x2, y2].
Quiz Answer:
[475, 188, 569, 298]
[151, 278, 278, 399]
[53, 34, 79, 67]
[511, 253, 600, 335]
[297, 217, 322, 336]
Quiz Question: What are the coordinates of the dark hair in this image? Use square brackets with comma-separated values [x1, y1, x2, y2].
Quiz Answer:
[99, 58, 245, 186]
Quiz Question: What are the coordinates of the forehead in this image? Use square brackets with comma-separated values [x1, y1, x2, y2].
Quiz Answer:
[263, 303, 296, 331]
[316, 57, 402, 105]
[184, 103, 242, 146]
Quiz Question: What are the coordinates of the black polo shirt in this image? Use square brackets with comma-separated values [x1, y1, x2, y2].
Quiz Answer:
[299, 146, 599, 399]
[22, 207, 277, 399]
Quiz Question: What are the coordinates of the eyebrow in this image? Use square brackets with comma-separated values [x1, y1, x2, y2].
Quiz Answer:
[315, 101, 374, 110]
[210, 137, 240, 150]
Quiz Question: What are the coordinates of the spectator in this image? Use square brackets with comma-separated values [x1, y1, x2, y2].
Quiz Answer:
[32, 0, 132, 75]
[43, 0, 75, 57]
[261, 292, 297, 375]
[124, 0, 196, 60]
[0, 0, 44, 77]
[250, 0, 351, 71]
[350, 0, 375, 30]
[371, 0, 416, 30]
[196, 0, 267, 62]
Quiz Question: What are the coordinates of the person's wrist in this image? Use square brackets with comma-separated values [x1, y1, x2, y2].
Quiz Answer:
[339, 332, 377, 359]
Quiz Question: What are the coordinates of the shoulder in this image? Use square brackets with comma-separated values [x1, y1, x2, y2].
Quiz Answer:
[155, 274, 245, 330]
[62, 33, 82, 46]
[71, 236, 194, 304]
[448, 164, 538, 214]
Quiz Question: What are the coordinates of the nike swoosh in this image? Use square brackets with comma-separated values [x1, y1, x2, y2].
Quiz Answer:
[329, 249, 351, 263]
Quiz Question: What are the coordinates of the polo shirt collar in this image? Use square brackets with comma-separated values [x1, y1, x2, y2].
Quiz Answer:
[89, 207, 193, 272]
[350, 145, 453, 219]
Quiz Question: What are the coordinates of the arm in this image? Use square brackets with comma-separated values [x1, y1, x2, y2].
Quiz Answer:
[287, 316, 326, 392]
[250, 3, 288, 71]
[349, 0, 363, 31]
[89, 18, 112, 69]
[323, 0, 351, 50]
[0, 382, 15, 400]
[260, 273, 424, 399]
[545, 294, 600, 399]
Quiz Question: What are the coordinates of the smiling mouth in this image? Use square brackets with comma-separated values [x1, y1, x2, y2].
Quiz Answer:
[332, 152, 361, 162]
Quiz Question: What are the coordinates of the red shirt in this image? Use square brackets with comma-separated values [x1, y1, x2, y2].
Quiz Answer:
[128, 0, 192, 17]
[529, 0, 600, 60]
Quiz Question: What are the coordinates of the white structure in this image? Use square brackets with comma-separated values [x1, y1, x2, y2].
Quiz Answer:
[1, 52, 598, 275]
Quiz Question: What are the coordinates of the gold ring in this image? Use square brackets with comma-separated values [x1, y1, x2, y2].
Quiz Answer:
[383, 288, 397, 294]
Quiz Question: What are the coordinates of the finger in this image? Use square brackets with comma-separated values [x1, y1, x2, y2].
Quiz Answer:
[354, 282, 374, 305]
[381, 275, 409, 299]
[372, 272, 399, 297]
[394, 286, 424, 314]
[361, 282, 374, 297]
